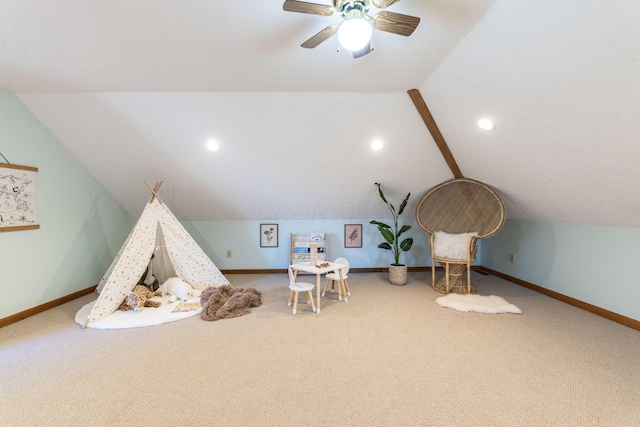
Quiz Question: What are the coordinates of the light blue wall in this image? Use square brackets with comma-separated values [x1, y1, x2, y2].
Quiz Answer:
[0, 88, 133, 320]
[182, 218, 435, 270]
[482, 219, 640, 321]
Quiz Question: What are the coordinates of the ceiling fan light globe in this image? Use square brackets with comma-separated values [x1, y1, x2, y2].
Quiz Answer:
[337, 18, 372, 52]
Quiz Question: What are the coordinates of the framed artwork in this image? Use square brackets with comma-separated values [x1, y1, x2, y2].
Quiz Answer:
[0, 163, 39, 232]
[260, 223, 278, 247]
[344, 224, 362, 248]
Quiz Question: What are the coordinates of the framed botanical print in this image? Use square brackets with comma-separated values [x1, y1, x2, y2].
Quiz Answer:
[260, 224, 278, 247]
[344, 224, 362, 248]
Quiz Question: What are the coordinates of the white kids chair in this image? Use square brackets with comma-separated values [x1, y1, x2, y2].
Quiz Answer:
[288, 266, 316, 314]
[322, 257, 350, 302]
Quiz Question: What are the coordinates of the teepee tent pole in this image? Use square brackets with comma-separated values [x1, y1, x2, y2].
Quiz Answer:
[145, 180, 164, 204]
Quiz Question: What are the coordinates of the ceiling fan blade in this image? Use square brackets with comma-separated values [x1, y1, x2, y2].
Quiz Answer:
[352, 43, 372, 59]
[371, 0, 402, 9]
[373, 11, 420, 37]
[301, 25, 339, 48]
[283, 0, 335, 16]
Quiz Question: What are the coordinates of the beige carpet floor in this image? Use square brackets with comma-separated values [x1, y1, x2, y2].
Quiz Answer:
[2, 271, 640, 426]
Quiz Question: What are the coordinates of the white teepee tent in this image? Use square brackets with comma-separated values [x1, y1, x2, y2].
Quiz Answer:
[83, 182, 229, 327]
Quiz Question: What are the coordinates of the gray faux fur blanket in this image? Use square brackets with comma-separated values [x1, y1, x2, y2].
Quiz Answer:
[199, 285, 262, 321]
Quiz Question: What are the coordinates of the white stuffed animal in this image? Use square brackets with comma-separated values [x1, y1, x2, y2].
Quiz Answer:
[158, 277, 200, 302]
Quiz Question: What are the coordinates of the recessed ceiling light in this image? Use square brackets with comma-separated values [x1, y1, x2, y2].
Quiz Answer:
[477, 118, 496, 131]
[206, 140, 220, 152]
[371, 139, 384, 151]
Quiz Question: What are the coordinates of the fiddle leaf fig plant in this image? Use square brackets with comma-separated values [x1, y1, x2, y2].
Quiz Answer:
[370, 182, 414, 265]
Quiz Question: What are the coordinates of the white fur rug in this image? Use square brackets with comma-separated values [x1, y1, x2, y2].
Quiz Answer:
[435, 293, 522, 314]
[75, 294, 202, 329]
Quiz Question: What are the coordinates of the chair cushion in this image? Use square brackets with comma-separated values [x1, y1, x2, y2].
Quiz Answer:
[433, 231, 478, 260]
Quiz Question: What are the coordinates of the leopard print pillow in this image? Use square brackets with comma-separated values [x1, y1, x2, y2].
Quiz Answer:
[119, 285, 162, 311]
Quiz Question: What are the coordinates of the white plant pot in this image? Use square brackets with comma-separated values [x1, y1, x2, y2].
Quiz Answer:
[388, 264, 408, 286]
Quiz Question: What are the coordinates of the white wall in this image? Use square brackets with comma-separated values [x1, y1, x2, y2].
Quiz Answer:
[482, 219, 640, 321]
[0, 88, 133, 320]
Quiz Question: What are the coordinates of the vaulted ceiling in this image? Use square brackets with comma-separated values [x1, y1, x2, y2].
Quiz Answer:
[2, 0, 639, 226]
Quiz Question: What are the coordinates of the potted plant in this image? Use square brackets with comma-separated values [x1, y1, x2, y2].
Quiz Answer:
[370, 182, 414, 285]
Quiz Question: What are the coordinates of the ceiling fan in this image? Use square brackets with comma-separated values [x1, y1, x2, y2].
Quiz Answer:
[283, 0, 420, 58]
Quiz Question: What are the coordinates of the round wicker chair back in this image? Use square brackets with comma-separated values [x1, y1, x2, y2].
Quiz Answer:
[415, 178, 505, 238]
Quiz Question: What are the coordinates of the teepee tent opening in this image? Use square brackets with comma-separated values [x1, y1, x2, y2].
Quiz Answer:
[83, 182, 229, 328]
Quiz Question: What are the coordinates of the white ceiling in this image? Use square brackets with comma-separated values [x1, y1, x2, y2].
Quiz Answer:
[3, 0, 640, 226]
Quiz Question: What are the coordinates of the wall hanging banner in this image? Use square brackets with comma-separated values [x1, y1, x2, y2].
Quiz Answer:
[0, 162, 39, 232]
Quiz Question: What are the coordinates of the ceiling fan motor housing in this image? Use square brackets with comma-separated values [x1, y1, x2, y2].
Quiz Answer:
[336, 0, 371, 18]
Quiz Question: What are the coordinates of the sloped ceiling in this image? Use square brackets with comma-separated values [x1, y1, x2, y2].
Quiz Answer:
[2, 0, 639, 226]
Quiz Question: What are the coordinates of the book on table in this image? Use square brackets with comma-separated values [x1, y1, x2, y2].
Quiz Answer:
[172, 302, 201, 313]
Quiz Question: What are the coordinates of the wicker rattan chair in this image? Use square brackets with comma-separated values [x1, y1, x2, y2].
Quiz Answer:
[416, 178, 505, 294]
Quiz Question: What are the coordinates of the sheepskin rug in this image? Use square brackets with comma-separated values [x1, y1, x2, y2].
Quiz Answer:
[433, 231, 478, 259]
[435, 293, 522, 314]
